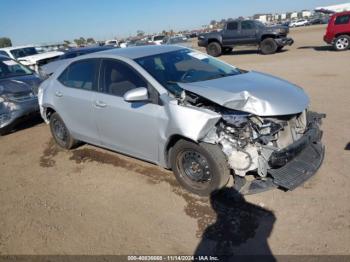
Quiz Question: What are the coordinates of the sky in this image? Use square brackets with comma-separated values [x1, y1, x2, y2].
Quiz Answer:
[0, 0, 347, 45]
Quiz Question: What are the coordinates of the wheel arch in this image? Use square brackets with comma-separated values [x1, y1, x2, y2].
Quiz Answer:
[207, 38, 222, 45]
[164, 134, 198, 169]
[261, 34, 277, 41]
[335, 32, 350, 38]
[41, 104, 57, 123]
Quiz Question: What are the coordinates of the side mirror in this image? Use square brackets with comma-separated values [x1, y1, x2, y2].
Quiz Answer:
[123, 87, 149, 102]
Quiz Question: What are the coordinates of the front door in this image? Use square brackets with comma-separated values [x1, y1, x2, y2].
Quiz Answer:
[93, 58, 162, 162]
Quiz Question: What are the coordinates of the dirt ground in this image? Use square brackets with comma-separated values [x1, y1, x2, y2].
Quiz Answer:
[0, 25, 349, 256]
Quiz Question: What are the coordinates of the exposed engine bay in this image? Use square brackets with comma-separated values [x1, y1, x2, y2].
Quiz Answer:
[177, 89, 323, 182]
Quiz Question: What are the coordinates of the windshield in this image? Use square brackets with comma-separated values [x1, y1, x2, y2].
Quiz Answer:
[10, 47, 38, 59]
[135, 49, 241, 94]
[0, 58, 33, 79]
[153, 35, 165, 41]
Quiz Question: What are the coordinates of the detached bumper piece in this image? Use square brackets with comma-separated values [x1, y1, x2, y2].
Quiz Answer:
[234, 111, 325, 194]
[269, 142, 325, 190]
[269, 111, 326, 190]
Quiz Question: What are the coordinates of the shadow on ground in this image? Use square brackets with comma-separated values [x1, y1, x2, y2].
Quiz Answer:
[345, 142, 350, 151]
[298, 46, 333, 51]
[195, 188, 276, 261]
[224, 49, 288, 56]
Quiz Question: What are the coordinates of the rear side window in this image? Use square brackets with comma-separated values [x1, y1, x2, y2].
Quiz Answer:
[241, 21, 255, 30]
[58, 59, 98, 91]
[227, 22, 238, 30]
[100, 59, 146, 97]
[335, 15, 350, 25]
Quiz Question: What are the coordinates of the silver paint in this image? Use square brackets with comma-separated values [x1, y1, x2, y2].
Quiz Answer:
[178, 71, 310, 116]
[39, 45, 313, 174]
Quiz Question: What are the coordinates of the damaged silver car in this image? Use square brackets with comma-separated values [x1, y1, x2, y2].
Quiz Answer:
[38, 46, 325, 196]
[0, 56, 41, 135]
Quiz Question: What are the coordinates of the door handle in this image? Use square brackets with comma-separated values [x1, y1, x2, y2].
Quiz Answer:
[55, 91, 63, 97]
[94, 100, 107, 108]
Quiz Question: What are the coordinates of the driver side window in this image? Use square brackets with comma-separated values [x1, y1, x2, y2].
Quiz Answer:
[100, 59, 147, 97]
[227, 22, 238, 31]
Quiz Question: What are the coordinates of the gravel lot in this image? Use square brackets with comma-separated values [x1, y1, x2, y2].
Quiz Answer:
[0, 25, 349, 256]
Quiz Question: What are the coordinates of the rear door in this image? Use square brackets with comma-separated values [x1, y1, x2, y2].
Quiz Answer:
[240, 20, 258, 44]
[54, 58, 100, 144]
[222, 21, 241, 45]
[334, 14, 350, 34]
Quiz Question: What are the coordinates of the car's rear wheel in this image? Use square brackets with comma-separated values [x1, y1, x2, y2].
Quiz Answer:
[170, 139, 231, 196]
[260, 38, 278, 55]
[334, 35, 350, 51]
[50, 112, 77, 149]
[206, 42, 222, 57]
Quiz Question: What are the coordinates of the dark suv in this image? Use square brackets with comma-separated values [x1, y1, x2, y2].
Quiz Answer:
[198, 20, 294, 56]
[324, 11, 350, 51]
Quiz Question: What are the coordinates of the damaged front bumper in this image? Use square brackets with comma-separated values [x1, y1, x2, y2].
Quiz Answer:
[234, 112, 325, 195]
[0, 97, 39, 131]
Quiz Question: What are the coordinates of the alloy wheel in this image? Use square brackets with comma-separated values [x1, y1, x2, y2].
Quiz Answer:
[336, 38, 349, 50]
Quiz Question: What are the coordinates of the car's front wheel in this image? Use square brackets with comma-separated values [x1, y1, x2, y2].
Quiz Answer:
[334, 35, 350, 51]
[260, 38, 278, 55]
[206, 42, 222, 57]
[170, 139, 231, 196]
[50, 112, 77, 149]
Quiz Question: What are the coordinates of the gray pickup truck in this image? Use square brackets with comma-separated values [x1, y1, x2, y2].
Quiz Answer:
[198, 20, 294, 56]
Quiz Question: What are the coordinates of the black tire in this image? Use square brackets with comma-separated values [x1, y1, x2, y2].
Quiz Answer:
[170, 139, 231, 196]
[260, 38, 278, 55]
[0, 123, 14, 136]
[333, 35, 350, 51]
[206, 42, 222, 57]
[223, 47, 233, 54]
[49, 112, 77, 149]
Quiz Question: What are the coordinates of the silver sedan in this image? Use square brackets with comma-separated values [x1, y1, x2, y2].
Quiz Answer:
[39, 45, 325, 196]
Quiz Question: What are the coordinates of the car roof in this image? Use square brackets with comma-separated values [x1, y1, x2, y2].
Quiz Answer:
[0, 45, 34, 51]
[83, 45, 185, 60]
[334, 10, 350, 16]
[64, 45, 114, 54]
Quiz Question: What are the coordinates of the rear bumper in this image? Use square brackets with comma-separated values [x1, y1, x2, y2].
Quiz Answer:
[324, 35, 334, 45]
[275, 37, 294, 47]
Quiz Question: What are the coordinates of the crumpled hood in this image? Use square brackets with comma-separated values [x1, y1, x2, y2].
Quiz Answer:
[18, 51, 63, 64]
[0, 75, 42, 95]
[178, 71, 309, 116]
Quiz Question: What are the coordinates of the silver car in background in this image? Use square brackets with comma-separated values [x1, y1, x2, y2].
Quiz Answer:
[0, 56, 41, 135]
[38, 46, 325, 196]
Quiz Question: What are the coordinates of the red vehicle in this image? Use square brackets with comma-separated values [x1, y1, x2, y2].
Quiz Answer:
[324, 11, 350, 51]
